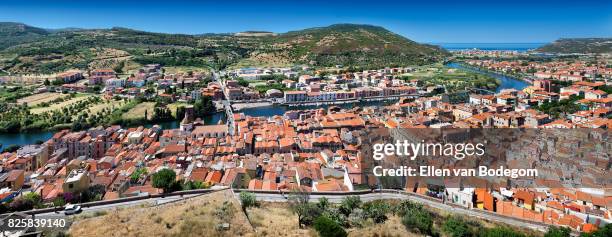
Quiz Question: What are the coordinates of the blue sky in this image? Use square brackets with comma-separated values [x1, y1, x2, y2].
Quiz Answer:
[0, 0, 610, 43]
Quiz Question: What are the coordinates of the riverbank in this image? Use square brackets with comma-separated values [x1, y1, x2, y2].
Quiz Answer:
[233, 101, 273, 111]
[448, 62, 533, 85]
[445, 62, 530, 92]
[284, 95, 416, 107]
[1, 63, 532, 148]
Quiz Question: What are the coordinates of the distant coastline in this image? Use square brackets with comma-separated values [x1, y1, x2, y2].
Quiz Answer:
[433, 42, 546, 52]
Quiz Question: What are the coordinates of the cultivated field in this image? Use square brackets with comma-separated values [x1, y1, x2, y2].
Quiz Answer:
[78, 99, 127, 118]
[163, 66, 210, 75]
[17, 92, 68, 106]
[30, 94, 93, 114]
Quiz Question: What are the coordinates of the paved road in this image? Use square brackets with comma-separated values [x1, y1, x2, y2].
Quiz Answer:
[237, 191, 550, 232]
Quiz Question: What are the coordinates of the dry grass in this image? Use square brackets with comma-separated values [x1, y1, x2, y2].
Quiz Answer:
[247, 203, 419, 237]
[247, 202, 316, 237]
[122, 102, 156, 120]
[69, 190, 254, 237]
[347, 216, 418, 237]
[68, 195, 534, 237]
[17, 92, 68, 106]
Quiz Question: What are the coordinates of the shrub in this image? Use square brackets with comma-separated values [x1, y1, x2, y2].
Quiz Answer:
[347, 208, 368, 228]
[479, 227, 525, 237]
[544, 226, 570, 237]
[239, 191, 257, 213]
[339, 196, 362, 216]
[152, 168, 176, 193]
[394, 200, 423, 216]
[401, 208, 433, 235]
[317, 197, 330, 210]
[442, 216, 470, 237]
[362, 200, 390, 224]
[314, 216, 348, 237]
[289, 187, 321, 228]
[323, 208, 348, 227]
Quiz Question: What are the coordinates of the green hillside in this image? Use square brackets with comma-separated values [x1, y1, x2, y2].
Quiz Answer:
[0, 22, 448, 74]
[536, 38, 612, 54]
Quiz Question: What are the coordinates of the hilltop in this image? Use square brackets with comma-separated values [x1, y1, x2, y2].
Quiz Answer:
[0, 23, 448, 74]
[0, 22, 50, 49]
[272, 24, 447, 68]
[536, 38, 612, 54]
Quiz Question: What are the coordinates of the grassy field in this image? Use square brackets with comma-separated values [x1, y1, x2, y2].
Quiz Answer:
[247, 202, 316, 237]
[122, 102, 156, 120]
[68, 190, 254, 237]
[167, 102, 188, 117]
[163, 66, 210, 75]
[30, 94, 93, 114]
[402, 64, 500, 92]
[16, 92, 68, 106]
[228, 56, 292, 70]
[77, 99, 127, 118]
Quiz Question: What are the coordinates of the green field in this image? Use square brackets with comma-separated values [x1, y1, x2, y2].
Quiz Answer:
[402, 64, 500, 92]
[30, 94, 93, 114]
[122, 102, 156, 120]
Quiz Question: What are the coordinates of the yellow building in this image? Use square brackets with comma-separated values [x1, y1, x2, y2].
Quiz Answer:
[62, 169, 90, 194]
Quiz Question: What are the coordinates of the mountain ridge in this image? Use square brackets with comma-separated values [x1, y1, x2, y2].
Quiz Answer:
[536, 37, 612, 54]
[0, 22, 448, 73]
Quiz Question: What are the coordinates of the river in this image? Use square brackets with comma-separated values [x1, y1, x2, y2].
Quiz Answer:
[445, 62, 530, 92]
[0, 63, 529, 148]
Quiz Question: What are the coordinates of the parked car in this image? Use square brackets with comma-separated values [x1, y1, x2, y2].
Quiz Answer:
[64, 204, 82, 215]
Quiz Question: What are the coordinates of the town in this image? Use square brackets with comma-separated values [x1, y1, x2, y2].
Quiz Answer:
[0, 11, 610, 236]
[1, 50, 611, 234]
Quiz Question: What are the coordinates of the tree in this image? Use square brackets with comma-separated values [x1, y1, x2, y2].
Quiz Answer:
[176, 106, 186, 120]
[289, 187, 320, 228]
[362, 200, 390, 224]
[81, 184, 106, 202]
[313, 216, 347, 237]
[44, 78, 50, 86]
[237, 78, 249, 87]
[401, 208, 433, 235]
[339, 196, 362, 216]
[2, 144, 21, 153]
[544, 226, 571, 237]
[193, 96, 214, 118]
[239, 191, 257, 214]
[317, 197, 330, 210]
[182, 180, 205, 190]
[442, 216, 470, 237]
[152, 168, 176, 193]
[130, 168, 148, 183]
[10, 192, 42, 211]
